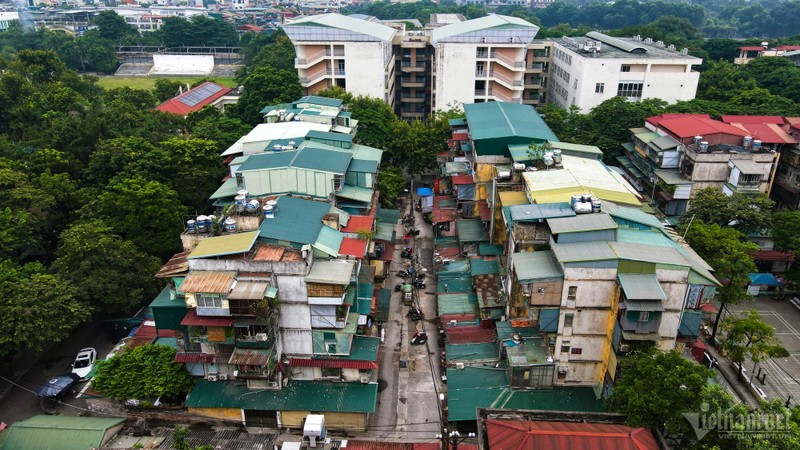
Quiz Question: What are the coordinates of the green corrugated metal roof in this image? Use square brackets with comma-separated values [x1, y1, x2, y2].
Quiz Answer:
[186, 379, 378, 413]
[445, 342, 500, 363]
[237, 151, 298, 171]
[293, 147, 352, 173]
[149, 285, 183, 309]
[438, 276, 473, 294]
[655, 169, 692, 185]
[456, 219, 489, 242]
[449, 117, 467, 127]
[615, 155, 644, 179]
[374, 222, 395, 242]
[306, 130, 353, 143]
[376, 288, 391, 322]
[465, 102, 558, 142]
[470, 258, 499, 276]
[479, 244, 504, 256]
[509, 203, 575, 223]
[490, 386, 603, 412]
[511, 250, 563, 281]
[446, 367, 509, 421]
[547, 213, 618, 234]
[432, 14, 539, 43]
[347, 158, 378, 173]
[618, 273, 667, 300]
[328, 335, 379, 361]
[509, 143, 534, 163]
[189, 231, 260, 259]
[376, 208, 400, 224]
[445, 162, 470, 175]
[329, 204, 350, 227]
[356, 282, 373, 315]
[297, 95, 344, 108]
[616, 228, 674, 248]
[266, 287, 278, 298]
[306, 260, 355, 285]
[610, 241, 689, 267]
[551, 241, 616, 263]
[548, 141, 603, 159]
[337, 185, 373, 203]
[650, 135, 680, 150]
[312, 225, 343, 257]
[623, 300, 665, 311]
[284, 13, 396, 41]
[258, 196, 330, 244]
[1, 415, 125, 450]
[210, 176, 240, 200]
[495, 322, 540, 341]
[605, 205, 663, 229]
[437, 260, 471, 277]
[633, 131, 660, 144]
[438, 292, 479, 315]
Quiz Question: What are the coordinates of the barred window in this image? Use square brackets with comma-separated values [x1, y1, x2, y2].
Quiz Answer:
[617, 82, 643, 100]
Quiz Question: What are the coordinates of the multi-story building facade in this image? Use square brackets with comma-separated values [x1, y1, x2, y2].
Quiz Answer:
[549, 32, 701, 112]
[284, 14, 700, 118]
[283, 14, 397, 107]
[620, 114, 782, 218]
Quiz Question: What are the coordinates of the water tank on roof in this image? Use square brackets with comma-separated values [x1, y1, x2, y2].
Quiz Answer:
[266, 199, 278, 213]
[753, 140, 762, 151]
[552, 149, 562, 164]
[571, 194, 582, 207]
[207, 216, 216, 229]
[581, 193, 592, 203]
[224, 217, 237, 232]
[245, 199, 260, 212]
[573, 202, 592, 214]
[743, 136, 753, 148]
[186, 219, 196, 233]
[196, 215, 208, 232]
[263, 205, 274, 219]
[273, 144, 282, 152]
[237, 189, 248, 198]
[235, 194, 247, 213]
[543, 152, 554, 166]
[699, 141, 709, 152]
[693, 135, 703, 144]
[592, 198, 602, 213]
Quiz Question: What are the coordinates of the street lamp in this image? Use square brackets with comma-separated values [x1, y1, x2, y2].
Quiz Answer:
[435, 430, 476, 449]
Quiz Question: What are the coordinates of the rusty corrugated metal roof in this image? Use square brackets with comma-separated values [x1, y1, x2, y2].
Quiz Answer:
[155, 251, 191, 278]
[180, 271, 236, 294]
[228, 281, 269, 300]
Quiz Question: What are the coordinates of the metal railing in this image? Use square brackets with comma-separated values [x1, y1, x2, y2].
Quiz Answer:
[489, 70, 524, 87]
[491, 50, 525, 68]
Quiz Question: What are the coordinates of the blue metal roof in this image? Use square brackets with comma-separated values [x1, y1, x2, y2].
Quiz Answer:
[258, 196, 330, 244]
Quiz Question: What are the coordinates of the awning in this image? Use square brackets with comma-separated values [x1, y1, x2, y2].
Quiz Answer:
[748, 273, 783, 287]
[731, 159, 764, 175]
[229, 348, 272, 366]
[180, 271, 236, 294]
[175, 353, 215, 364]
[622, 300, 665, 312]
[618, 273, 666, 301]
[337, 185, 374, 203]
[621, 330, 660, 341]
[289, 357, 378, 370]
[228, 281, 269, 300]
[181, 309, 233, 327]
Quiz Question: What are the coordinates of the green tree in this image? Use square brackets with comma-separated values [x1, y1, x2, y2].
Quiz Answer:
[93, 10, 138, 43]
[0, 260, 88, 359]
[377, 166, 405, 208]
[683, 187, 773, 235]
[81, 176, 187, 258]
[607, 348, 713, 434]
[697, 60, 757, 102]
[159, 137, 228, 212]
[52, 220, 162, 313]
[316, 87, 398, 150]
[187, 106, 251, 153]
[104, 87, 156, 110]
[583, 96, 666, 162]
[772, 210, 800, 253]
[720, 309, 787, 381]
[250, 32, 296, 71]
[86, 137, 166, 187]
[156, 17, 194, 48]
[92, 344, 195, 400]
[683, 220, 759, 341]
[153, 78, 182, 103]
[231, 65, 302, 125]
[0, 207, 40, 262]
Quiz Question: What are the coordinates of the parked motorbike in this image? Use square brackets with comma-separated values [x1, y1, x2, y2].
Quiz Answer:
[394, 283, 402, 292]
[398, 270, 410, 278]
[401, 247, 413, 258]
[410, 331, 428, 345]
[413, 280, 427, 289]
[407, 307, 424, 321]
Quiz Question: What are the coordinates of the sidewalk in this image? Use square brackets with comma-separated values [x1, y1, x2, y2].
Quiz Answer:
[700, 335, 762, 409]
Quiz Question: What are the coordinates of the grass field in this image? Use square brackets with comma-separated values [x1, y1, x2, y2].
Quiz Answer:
[95, 76, 238, 91]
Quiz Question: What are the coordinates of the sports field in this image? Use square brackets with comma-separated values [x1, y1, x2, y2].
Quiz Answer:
[95, 76, 237, 91]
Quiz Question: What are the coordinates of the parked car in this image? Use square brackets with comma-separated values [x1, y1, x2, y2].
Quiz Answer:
[71, 347, 97, 380]
[37, 373, 81, 399]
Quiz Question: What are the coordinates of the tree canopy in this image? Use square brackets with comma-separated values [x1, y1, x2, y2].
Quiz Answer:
[92, 344, 195, 400]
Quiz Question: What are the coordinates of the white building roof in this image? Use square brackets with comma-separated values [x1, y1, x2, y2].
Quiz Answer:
[431, 14, 539, 43]
[221, 122, 333, 156]
[284, 13, 396, 42]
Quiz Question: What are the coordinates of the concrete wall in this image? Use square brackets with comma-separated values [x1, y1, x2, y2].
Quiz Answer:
[189, 407, 243, 422]
[151, 54, 214, 76]
[344, 41, 389, 101]
[280, 410, 367, 431]
[434, 43, 478, 110]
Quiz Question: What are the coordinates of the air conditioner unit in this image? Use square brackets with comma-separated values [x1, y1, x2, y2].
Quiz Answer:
[255, 333, 268, 341]
[218, 374, 228, 381]
[557, 366, 568, 375]
[455, 362, 465, 370]
[619, 344, 631, 353]
[265, 381, 279, 389]
[206, 375, 218, 382]
[360, 375, 370, 384]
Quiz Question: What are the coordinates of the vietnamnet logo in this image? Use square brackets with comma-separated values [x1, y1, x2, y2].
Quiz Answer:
[683, 402, 792, 440]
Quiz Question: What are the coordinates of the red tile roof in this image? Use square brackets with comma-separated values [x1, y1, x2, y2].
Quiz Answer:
[486, 419, 659, 450]
[452, 132, 470, 141]
[739, 46, 766, 51]
[444, 326, 496, 344]
[752, 250, 796, 261]
[290, 357, 378, 370]
[436, 246, 461, 259]
[647, 114, 748, 139]
[339, 237, 368, 258]
[721, 115, 785, 124]
[777, 45, 800, 51]
[180, 309, 233, 327]
[433, 209, 460, 224]
[728, 123, 797, 144]
[342, 215, 374, 233]
[155, 82, 232, 116]
[237, 24, 264, 32]
[451, 174, 474, 185]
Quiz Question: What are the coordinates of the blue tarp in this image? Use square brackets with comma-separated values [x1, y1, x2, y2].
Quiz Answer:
[748, 273, 782, 287]
[417, 187, 433, 197]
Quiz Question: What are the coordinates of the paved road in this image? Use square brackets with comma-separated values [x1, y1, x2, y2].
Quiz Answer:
[727, 298, 800, 407]
[0, 322, 118, 425]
